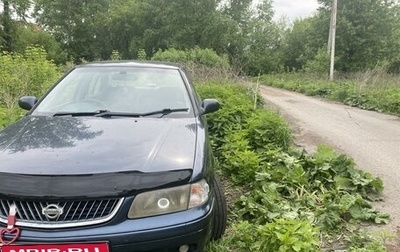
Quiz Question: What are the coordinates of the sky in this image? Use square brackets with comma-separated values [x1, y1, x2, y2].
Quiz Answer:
[272, 0, 320, 21]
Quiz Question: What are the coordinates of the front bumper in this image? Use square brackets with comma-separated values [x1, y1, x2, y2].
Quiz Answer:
[2, 198, 214, 252]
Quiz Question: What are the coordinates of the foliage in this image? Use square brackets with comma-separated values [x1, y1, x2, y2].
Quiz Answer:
[1, 0, 33, 52]
[260, 72, 400, 116]
[12, 22, 67, 64]
[196, 83, 255, 154]
[304, 48, 330, 74]
[198, 82, 388, 251]
[255, 219, 319, 251]
[220, 0, 283, 75]
[278, 0, 400, 73]
[33, 0, 112, 61]
[196, 82, 290, 156]
[246, 110, 292, 151]
[346, 231, 394, 251]
[110, 50, 121, 61]
[137, 49, 147, 61]
[1, 0, 400, 75]
[209, 220, 319, 252]
[235, 147, 386, 229]
[152, 48, 236, 83]
[0, 46, 60, 128]
[278, 16, 325, 72]
[219, 130, 263, 184]
[102, 0, 235, 60]
[152, 47, 229, 68]
[317, 0, 400, 72]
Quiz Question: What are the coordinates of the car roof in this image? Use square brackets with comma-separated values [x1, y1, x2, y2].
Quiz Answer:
[77, 61, 182, 70]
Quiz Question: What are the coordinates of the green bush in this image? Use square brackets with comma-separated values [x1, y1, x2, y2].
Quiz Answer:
[304, 48, 330, 74]
[197, 82, 292, 186]
[0, 46, 60, 127]
[152, 47, 229, 68]
[260, 72, 400, 116]
[152, 48, 234, 82]
[197, 81, 387, 251]
[219, 130, 262, 185]
[255, 219, 319, 252]
[220, 220, 319, 252]
[196, 82, 255, 155]
[246, 110, 292, 152]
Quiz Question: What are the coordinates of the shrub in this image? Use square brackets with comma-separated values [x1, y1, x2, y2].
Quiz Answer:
[198, 82, 387, 251]
[260, 72, 400, 116]
[225, 220, 319, 252]
[0, 46, 60, 127]
[196, 82, 255, 155]
[152, 47, 229, 68]
[246, 110, 292, 152]
[152, 48, 234, 82]
[218, 130, 262, 184]
[304, 48, 330, 74]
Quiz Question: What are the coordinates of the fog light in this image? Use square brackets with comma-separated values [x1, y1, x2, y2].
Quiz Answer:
[179, 245, 190, 252]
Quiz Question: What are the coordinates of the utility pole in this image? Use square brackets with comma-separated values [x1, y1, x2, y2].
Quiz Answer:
[327, 4, 333, 54]
[328, 0, 337, 81]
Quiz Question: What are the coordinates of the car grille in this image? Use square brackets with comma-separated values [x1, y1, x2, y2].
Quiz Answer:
[0, 198, 124, 229]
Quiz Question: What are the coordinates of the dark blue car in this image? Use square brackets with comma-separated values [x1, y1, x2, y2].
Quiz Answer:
[0, 62, 227, 252]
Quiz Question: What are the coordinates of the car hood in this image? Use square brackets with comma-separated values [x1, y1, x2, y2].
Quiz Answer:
[0, 116, 197, 198]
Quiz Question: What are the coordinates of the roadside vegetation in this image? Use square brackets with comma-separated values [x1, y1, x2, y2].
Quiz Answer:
[259, 69, 400, 116]
[196, 82, 390, 252]
[0, 47, 60, 128]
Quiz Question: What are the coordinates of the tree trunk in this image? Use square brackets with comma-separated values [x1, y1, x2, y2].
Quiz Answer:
[2, 0, 13, 52]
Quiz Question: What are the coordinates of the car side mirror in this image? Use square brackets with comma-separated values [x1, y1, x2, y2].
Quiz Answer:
[201, 99, 220, 115]
[19, 96, 38, 111]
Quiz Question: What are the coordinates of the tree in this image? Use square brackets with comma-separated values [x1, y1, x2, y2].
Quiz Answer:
[33, 0, 111, 61]
[279, 17, 326, 72]
[317, 0, 400, 71]
[13, 22, 67, 64]
[0, 0, 31, 51]
[221, 0, 280, 74]
[105, 0, 233, 59]
[239, 0, 283, 74]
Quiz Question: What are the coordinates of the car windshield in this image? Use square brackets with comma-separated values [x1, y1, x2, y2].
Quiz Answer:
[32, 66, 193, 117]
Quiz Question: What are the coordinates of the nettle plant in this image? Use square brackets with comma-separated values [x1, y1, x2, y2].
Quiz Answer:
[198, 82, 389, 251]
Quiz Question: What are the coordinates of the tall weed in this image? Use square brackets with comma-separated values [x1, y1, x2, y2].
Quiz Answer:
[0, 46, 60, 128]
[260, 70, 400, 115]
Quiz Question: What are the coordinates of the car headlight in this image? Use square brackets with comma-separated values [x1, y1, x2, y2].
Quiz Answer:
[128, 179, 210, 219]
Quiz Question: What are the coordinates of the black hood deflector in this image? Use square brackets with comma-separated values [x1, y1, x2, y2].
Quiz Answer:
[0, 170, 191, 200]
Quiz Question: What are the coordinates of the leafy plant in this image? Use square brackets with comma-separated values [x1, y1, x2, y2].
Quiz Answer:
[260, 72, 400, 116]
[198, 83, 388, 251]
[152, 47, 229, 68]
[215, 220, 319, 252]
[246, 110, 292, 152]
[0, 46, 60, 127]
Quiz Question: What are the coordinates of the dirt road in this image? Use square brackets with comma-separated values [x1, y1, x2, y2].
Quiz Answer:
[259, 85, 400, 235]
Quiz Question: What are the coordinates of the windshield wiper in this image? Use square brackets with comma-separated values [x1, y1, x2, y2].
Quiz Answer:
[53, 108, 189, 118]
[140, 108, 189, 117]
[53, 110, 110, 117]
[94, 108, 189, 118]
